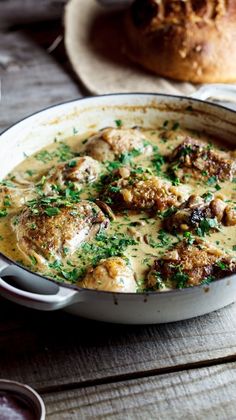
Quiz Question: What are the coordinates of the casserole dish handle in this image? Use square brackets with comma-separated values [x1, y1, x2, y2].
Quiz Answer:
[191, 84, 236, 104]
[0, 260, 81, 311]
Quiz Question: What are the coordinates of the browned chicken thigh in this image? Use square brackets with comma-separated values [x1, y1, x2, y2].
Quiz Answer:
[147, 238, 236, 289]
[13, 200, 109, 267]
[103, 167, 190, 211]
[42, 156, 101, 194]
[0, 184, 35, 214]
[79, 257, 137, 292]
[85, 127, 152, 162]
[169, 137, 236, 181]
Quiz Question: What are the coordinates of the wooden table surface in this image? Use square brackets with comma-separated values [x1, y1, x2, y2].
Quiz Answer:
[0, 2, 236, 419]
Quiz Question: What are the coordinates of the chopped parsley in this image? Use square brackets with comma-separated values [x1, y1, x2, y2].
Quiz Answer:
[67, 160, 77, 168]
[108, 185, 121, 193]
[201, 276, 215, 285]
[29, 255, 37, 266]
[151, 153, 165, 175]
[172, 269, 189, 289]
[35, 150, 54, 163]
[183, 231, 195, 245]
[77, 232, 137, 268]
[158, 207, 177, 219]
[196, 217, 219, 237]
[3, 197, 11, 207]
[0, 209, 8, 217]
[157, 229, 172, 247]
[167, 169, 180, 186]
[216, 261, 229, 270]
[119, 149, 141, 164]
[172, 122, 180, 131]
[202, 192, 213, 203]
[215, 184, 221, 191]
[35, 142, 75, 164]
[115, 119, 122, 128]
[48, 259, 85, 283]
[25, 169, 36, 177]
[45, 207, 61, 217]
[207, 175, 217, 186]
[153, 273, 165, 290]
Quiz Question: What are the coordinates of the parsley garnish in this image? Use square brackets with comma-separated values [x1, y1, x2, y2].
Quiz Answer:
[196, 217, 219, 236]
[29, 255, 37, 265]
[151, 153, 165, 174]
[202, 192, 213, 203]
[35, 142, 75, 164]
[172, 122, 180, 131]
[216, 261, 229, 270]
[0, 209, 8, 217]
[115, 119, 122, 128]
[207, 176, 217, 186]
[183, 231, 195, 245]
[172, 269, 189, 289]
[45, 207, 61, 217]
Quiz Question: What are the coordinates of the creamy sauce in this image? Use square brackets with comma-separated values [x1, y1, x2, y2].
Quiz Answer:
[1, 121, 236, 292]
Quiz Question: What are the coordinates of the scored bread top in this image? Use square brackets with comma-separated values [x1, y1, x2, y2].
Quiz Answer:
[131, 0, 235, 29]
[125, 0, 236, 83]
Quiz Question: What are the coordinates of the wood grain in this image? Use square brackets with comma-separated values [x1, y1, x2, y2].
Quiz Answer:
[43, 363, 236, 419]
[0, 27, 81, 132]
[0, 297, 235, 390]
[0, 0, 67, 28]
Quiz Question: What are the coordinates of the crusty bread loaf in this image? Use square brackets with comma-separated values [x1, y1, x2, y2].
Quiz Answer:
[124, 0, 236, 83]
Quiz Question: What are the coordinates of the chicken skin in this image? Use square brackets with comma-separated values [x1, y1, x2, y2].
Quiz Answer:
[79, 257, 137, 292]
[169, 137, 236, 182]
[85, 127, 152, 162]
[42, 156, 101, 195]
[164, 194, 236, 233]
[13, 199, 109, 266]
[103, 167, 189, 211]
[147, 238, 236, 289]
[0, 184, 35, 214]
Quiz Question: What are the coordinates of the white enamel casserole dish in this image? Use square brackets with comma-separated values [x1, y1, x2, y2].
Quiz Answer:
[1, 85, 236, 324]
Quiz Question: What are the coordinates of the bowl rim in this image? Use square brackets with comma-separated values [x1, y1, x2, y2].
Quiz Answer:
[0, 379, 46, 419]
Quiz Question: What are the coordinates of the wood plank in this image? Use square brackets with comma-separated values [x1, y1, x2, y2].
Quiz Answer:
[0, 0, 67, 28]
[43, 362, 236, 419]
[0, 296, 236, 390]
[0, 28, 81, 132]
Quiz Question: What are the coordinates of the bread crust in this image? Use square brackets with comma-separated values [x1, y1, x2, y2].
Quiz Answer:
[125, 0, 236, 83]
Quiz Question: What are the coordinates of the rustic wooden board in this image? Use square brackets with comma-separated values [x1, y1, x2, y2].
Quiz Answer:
[0, 297, 235, 390]
[43, 362, 236, 419]
[0, 0, 67, 28]
[0, 27, 81, 133]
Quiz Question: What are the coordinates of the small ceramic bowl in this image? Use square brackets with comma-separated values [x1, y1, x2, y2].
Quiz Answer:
[0, 380, 45, 420]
